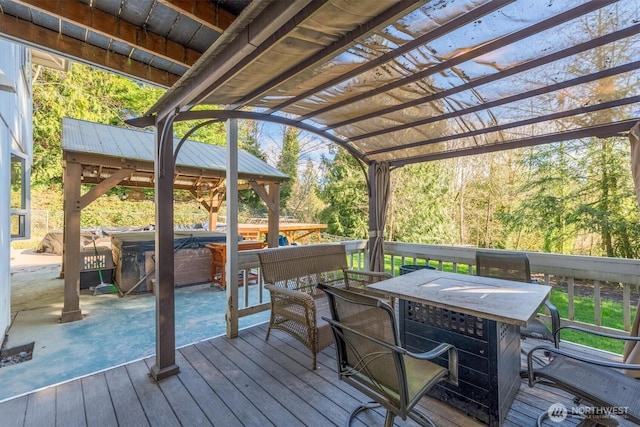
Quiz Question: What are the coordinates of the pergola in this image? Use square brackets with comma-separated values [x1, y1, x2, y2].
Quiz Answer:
[1, 0, 638, 380]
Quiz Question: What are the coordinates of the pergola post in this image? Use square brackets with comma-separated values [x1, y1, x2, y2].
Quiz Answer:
[226, 119, 240, 338]
[150, 117, 179, 381]
[367, 163, 377, 272]
[60, 160, 83, 322]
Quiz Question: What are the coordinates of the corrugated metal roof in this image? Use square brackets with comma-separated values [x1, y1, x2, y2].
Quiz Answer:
[62, 117, 288, 181]
[0, 0, 246, 87]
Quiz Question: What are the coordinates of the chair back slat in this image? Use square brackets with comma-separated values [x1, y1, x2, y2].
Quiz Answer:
[320, 285, 405, 408]
[258, 244, 348, 296]
[476, 250, 531, 283]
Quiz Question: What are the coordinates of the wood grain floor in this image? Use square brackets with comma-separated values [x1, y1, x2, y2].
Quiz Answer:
[0, 323, 634, 426]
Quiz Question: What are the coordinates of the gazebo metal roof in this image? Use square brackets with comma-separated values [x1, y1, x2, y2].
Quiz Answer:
[62, 117, 288, 188]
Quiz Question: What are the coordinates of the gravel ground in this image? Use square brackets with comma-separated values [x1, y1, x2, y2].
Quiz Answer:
[0, 348, 33, 368]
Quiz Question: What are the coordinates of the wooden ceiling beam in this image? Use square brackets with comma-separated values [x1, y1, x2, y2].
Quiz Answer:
[0, 14, 180, 87]
[157, 0, 235, 33]
[13, 0, 201, 67]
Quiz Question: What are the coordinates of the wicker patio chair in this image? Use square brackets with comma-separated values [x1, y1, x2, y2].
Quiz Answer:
[476, 250, 560, 348]
[526, 325, 640, 426]
[258, 244, 392, 370]
[318, 283, 458, 427]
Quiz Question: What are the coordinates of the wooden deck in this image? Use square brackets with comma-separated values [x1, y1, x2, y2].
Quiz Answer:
[0, 323, 634, 426]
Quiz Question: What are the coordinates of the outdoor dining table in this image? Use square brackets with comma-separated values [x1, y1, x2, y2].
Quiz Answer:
[367, 268, 551, 427]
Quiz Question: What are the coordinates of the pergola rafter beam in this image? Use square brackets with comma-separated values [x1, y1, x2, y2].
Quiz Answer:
[151, 0, 312, 120]
[13, 0, 201, 68]
[187, 0, 327, 109]
[366, 95, 640, 156]
[301, 0, 618, 122]
[228, 0, 432, 110]
[264, 0, 514, 114]
[128, 109, 365, 162]
[362, 59, 640, 155]
[390, 120, 637, 167]
[338, 23, 640, 136]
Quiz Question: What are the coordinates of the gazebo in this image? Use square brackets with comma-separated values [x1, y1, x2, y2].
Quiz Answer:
[60, 117, 288, 323]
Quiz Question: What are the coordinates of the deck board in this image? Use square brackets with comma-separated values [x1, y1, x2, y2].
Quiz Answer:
[197, 339, 304, 426]
[250, 323, 391, 425]
[172, 350, 241, 426]
[55, 380, 87, 427]
[142, 358, 212, 426]
[179, 343, 271, 427]
[0, 322, 635, 427]
[222, 331, 350, 424]
[1, 394, 27, 425]
[24, 387, 56, 427]
[103, 365, 150, 427]
[126, 359, 180, 427]
[81, 373, 118, 427]
[210, 332, 335, 427]
[241, 326, 381, 427]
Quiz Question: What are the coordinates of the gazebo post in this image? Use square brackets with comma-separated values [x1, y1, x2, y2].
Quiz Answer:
[208, 190, 222, 231]
[267, 182, 280, 248]
[60, 160, 83, 322]
[150, 116, 179, 381]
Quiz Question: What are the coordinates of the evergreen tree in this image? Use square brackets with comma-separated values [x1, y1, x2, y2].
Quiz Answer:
[32, 63, 228, 190]
[237, 119, 267, 216]
[506, 142, 580, 253]
[574, 137, 640, 258]
[277, 126, 300, 213]
[387, 162, 454, 244]
[319, 148, 368, 238]
[32, 63, 164, 188]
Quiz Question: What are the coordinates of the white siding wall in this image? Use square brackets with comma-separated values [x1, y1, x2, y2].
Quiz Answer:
[0, 39, 32, 338]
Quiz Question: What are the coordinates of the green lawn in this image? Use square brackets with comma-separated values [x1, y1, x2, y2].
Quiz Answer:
[383, 256, 633, 354]
[549, 290, 635, 354]
[385, 257, 471, 276]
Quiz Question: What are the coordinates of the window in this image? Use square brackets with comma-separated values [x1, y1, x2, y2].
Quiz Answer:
[10, 154, 29, 239]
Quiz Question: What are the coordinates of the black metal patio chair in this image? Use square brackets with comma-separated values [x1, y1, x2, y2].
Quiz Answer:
[526, 325, 640, 426]
[317, 283, 458, 427]
[475, 250, 561, 348]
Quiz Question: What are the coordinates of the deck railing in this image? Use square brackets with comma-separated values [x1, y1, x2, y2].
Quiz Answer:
[234, 241, 640, 334]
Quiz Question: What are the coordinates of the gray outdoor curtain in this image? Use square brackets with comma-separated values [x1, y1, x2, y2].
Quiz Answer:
[368, 162, 390, 272]
[625, 119, 640, 378]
